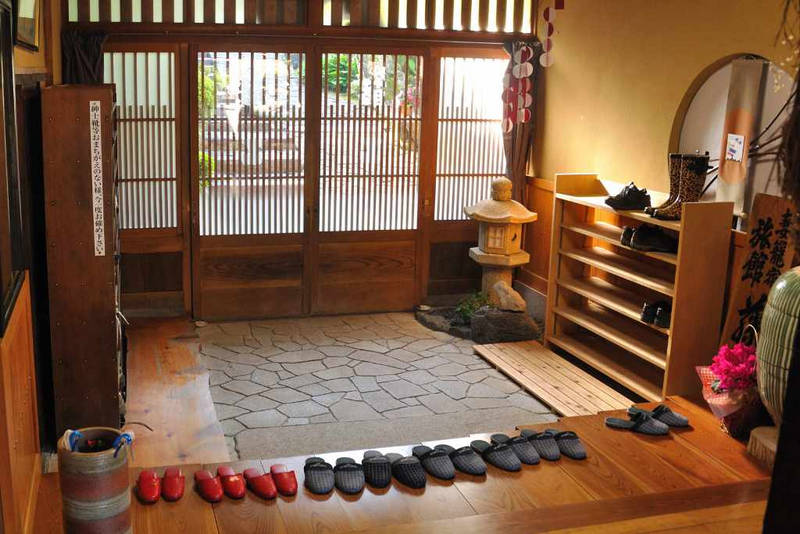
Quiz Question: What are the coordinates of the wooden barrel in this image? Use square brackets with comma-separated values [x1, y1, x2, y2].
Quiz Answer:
[57, 427, 131, 534]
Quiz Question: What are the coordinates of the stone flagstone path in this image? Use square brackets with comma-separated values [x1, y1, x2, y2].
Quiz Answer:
[194, 313, 555, 459]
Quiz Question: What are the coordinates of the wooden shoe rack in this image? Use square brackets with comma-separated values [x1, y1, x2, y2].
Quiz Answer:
[544, 173, 734, 400]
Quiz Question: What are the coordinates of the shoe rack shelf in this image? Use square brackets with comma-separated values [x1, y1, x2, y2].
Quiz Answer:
[544, 173, 734, 401]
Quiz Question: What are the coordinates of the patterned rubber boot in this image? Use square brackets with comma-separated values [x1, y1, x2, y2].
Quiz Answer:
[645, 153, 682, 215]
[652, 154, 708, 221]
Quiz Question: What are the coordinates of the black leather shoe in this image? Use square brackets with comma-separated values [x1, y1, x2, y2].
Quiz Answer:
[620, 226, 635, 247]
[630, 224, 678, 253]
[654, 304, 672, 329]
[605, 183, 652, 211]
[641, 300, 668, 324]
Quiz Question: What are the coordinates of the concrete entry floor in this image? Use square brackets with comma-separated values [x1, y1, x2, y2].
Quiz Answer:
[193, 313, 556, 459]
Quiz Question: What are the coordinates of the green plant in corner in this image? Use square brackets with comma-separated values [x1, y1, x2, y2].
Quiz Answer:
[455, 292, 491, 322]
[198, 152, 215, 189]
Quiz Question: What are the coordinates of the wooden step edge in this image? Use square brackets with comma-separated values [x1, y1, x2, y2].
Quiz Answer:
[559, 248, 675, 297]
[547, 334, 663, 402]
[553, 306, 667, 370]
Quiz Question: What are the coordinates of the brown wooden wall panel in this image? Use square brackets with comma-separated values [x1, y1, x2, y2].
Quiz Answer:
[315, 240, 416, 313]
[42, 86, 121, 434]
[0, 274, 41, 534]
[519, 177, 553, 295]
[428, 241, 481, 296]
[121, 252, 183, 293]
[197, 245, 304, 319]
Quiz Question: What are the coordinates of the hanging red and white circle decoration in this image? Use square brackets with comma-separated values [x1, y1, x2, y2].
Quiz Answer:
[501, 43, 535, 133]
[540, 6, 556, 67]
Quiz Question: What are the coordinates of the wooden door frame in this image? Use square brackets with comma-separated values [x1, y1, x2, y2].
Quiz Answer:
[188, 41, 314, 319]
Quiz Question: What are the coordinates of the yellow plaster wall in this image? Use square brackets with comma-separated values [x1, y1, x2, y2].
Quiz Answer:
[533, 0, 797, 192]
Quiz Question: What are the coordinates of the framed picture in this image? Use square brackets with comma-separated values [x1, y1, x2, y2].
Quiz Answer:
[14, 0, 40, 51]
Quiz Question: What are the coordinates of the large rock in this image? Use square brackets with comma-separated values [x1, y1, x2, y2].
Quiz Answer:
[491, 281, 527, 312]
[470, 308, 540, 344]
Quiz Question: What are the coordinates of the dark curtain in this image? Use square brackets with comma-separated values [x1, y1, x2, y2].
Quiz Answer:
[502, 40, 543, 203]
[61, 30, 107, 84]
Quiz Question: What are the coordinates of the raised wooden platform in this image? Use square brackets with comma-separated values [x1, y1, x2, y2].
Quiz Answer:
[33, 397, 769, 533]
[473, 340, 633, 416]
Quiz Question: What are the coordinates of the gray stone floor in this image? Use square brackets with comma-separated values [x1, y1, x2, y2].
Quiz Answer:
[194, 313, 556, 459]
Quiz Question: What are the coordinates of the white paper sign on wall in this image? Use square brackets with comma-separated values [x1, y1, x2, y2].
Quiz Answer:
[89, 100, 105, 256]
[726, 133, 745, 162]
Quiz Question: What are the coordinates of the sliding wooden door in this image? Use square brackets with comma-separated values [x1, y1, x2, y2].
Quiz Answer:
[190, 45, 311, 320]
[312, 47, 425, 314]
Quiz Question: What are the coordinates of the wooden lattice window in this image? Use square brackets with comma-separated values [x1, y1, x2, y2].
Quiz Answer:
[434, 55, 507, 221]
[319, 52, 423, 232]
[104, 51, 178, 229]
[197, 51, 306, 235]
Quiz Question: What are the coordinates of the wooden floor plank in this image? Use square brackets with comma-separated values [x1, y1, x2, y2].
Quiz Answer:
[490, 343, 613, 412]
[474, 344, 591, 416]
[567, 414, 740, 489]
[126, 318, 230, 467]
[344, 479, 769, 533]
[501, 341, 630, 410]
[473, 340, 633, 417]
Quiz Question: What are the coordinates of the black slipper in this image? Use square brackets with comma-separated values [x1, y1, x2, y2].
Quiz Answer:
[470, 440, 521, 472]
[333, 457, 365, 494]
[412, 445, 455, 480]
[434, 444, 487, 476]
[546, 429, 587, 460]
[490, 433, 540, 465]
[385, 453, 426, 489]
[304, 457, 335, 494]
[520, 429, 561, 461]
[605, 411, 669, 435]
[362, 450, 392, 488]
[628, 405, 689, 427]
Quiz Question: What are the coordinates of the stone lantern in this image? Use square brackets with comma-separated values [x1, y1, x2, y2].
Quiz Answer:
[464, 177, 537, 309]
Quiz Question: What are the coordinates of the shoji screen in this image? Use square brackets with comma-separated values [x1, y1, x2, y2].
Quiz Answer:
[197, 51, 306, 235]
[434, 56, 507, 220]
[319, 52, 423, 232]
[104, 51, 178, 229]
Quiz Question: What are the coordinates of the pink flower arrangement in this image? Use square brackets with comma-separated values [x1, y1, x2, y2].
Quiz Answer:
[709, 343, 757, 393]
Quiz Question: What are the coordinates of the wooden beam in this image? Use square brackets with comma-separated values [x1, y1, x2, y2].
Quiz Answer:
[388, 0, 399, 28]
[331, 0, 343, 25]
[460, 0, 471, 30]
[407, 0, 418, 29]
[142, 0, 153, 23]
[204, 0, 215, 23]
[163, 0, 174, 23]
[224, 0, 236, 23]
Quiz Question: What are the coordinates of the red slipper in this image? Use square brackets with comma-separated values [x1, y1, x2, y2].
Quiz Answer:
[217, 466, 246, 499]
[162, 467, 185, 501]
[270, 464, 297, 496]
[194, 470, 223, 503]
[136, 470, 160, 504]
[243, 467, 277, 499]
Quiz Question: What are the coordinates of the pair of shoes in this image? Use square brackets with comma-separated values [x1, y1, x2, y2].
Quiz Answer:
[605, 182, 652, 211]
[629, 225, 678, 253]
[519, 428, 587, 461]
[641, 300, 671, 328]
[304, 457, 366, 494]
[136, 467, 185, 504]
[196, 464, 297, 503]
[651, 153, 710, 220]
[244, 464, 297, 499]
[604, 404, 689, 435]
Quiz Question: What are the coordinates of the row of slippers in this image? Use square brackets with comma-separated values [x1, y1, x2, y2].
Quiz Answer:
[137, 464, 298, 504]
[136, 428, 589, 503]
[304, 429, 587, 495]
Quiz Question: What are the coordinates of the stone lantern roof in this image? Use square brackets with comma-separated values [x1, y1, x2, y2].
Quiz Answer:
[463, 177, 538, 224]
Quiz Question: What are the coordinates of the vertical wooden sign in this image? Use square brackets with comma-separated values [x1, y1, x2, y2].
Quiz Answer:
[720, 193, 798, 345]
